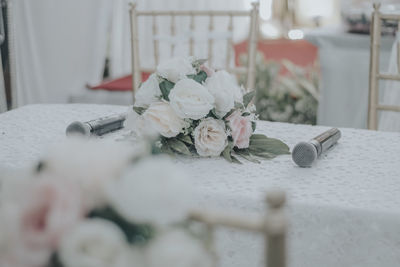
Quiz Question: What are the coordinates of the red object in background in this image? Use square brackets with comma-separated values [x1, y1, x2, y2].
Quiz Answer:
[89, 72, 150, 91]
[234, 39, 318, 74]
[90, 39, 318, 91]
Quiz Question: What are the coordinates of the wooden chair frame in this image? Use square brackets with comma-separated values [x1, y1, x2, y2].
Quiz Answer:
[188, 190, 287, 267]
[129, 2, 259, 103]
[368, 3, 400, 130]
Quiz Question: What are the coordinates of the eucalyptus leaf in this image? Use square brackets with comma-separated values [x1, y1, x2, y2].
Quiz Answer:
[231, 155, 242, 164]
[168, 139, 192, 156]
[178, 134, 193, 145]
[88, 206, 154, 245]
[251, 121, 256, 132]
[222, 145, 233, 162]
[235, 149, 260, 163]
[249, 134, 290, 155]
[187, 70, 208, 84]
[243, 90, 255, 108]
[159, 80, 175, 101]
[133, 106, 146, 115]
[234, 101, 244, 109]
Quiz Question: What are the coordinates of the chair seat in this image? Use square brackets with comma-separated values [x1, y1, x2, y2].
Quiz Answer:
[89, 72, 150, 92]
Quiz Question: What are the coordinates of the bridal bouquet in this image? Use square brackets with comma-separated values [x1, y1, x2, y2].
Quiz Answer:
[0, 139, 213, 267]
[125, 57, 290, 163]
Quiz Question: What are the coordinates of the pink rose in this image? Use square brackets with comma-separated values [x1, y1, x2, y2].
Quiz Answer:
[200, 64, 215, 77]
[227, 111, 253, 149]
[1, 178, 85, 266]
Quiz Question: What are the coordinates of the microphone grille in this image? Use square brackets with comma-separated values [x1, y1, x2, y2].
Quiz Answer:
[66, 121, 91, 136]
[292, 142, 318, 167]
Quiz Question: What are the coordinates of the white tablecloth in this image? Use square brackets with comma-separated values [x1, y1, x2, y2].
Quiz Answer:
[306, 29, 395, 129]
[1, 104, 400, 267]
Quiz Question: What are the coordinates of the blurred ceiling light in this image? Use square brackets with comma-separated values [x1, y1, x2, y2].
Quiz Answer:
[261, 23, 280, 38]
[288, 29, 304, 39]
[260, 0, 273, 20]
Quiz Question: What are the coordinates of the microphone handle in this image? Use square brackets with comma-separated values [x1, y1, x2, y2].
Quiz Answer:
[88, 114, 126, 136]
[66, 113, 126, 136]
[311, 128, 341, 156]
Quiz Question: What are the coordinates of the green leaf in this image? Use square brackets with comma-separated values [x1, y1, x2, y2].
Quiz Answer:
[159, 80, 175, 101]
[249, 134, 290, 156]
[168, 139, 192, 156]
[222, 144, 233, 162]
[243, 90, 256, 108]
[132, 106, 146, 115]
[235, 149, 260, 163]
[192, 58, 207, 67]
[88, 206, 154, 245]
[251, 121, 256, 132]
[178, 134, 193, 145]
[234, 101, 244, 109]
[187, 71, 208, 84]
[231, 155, 242, 164]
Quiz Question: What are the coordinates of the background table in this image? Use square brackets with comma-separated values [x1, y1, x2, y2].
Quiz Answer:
[1, 104, 400, 267]
[306, 29, 395, 129]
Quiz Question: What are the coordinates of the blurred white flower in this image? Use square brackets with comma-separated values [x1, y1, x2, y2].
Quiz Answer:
[205, 70, 243, 118]
[124, 108, 158, 139]
[193, 118, 228, 157]
[107, 156, 192, 225]
[59, 219, 132, 267]
[134, 74, 161, 108]
[156, 57, 196, 83]
[143, 102, 189, 138]
[38, 138, 135, 209]
[145, 229, 213, 267]
[169, 79, 214, 120]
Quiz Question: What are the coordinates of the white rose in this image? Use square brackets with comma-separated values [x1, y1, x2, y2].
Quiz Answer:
[205, 70, 243, 118]
[169, 79, 214, 120]
[106, 156, 193, 225]
[59, 219, 132, 267]
[143, 102, 188, 138]
[193, 118, 228, 157]
[156, 57, 196, 83]
[134, 74, 161, 108]
[145, 229, 213, 267]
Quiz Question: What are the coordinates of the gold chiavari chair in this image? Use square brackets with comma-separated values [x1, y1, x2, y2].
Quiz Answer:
[188, 190, 287, 267]
[368, 3, 400, 130]
[129, 2, 259, 103]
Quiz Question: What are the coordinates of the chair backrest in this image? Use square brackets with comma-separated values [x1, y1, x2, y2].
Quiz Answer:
[129, 2, 259, 103]
[368, 3, 400, 130]
[188, 190, 287, 267]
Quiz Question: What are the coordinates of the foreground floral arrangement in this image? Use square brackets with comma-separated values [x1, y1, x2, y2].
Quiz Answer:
[125, 57, 290, 163]
[0, 139, 213, 267]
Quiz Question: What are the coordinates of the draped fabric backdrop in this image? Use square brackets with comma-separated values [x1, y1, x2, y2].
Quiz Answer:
[108, 0, 249, 78]
[9, 0, 112, 107]
[379, 32, 400, 132]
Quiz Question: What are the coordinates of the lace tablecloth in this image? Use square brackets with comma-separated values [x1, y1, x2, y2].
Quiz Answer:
[1, 104, 400, 267]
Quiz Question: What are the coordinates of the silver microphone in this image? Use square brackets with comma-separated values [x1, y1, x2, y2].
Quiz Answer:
[292, 128, 341, 167]
[66, 113, 126, 137]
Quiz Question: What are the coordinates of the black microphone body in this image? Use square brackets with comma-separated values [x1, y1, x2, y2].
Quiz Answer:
[292, 128, 341, 167]
[66, 113, 126, 137]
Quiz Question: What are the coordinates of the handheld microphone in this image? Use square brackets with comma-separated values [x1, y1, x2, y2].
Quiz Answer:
[66, 113, 126, 137]
[292, 128, 341, 167]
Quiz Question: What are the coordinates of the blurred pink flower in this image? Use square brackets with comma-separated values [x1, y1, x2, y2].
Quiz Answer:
[227, 111, 253, 149]
[2, 178, 86, 266]
[200, 64, 215, 77]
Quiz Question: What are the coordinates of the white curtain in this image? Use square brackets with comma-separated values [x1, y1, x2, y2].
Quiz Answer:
[379, 32, 400, 132]
[9, 0, 112, 107]
[109, 0, 250, 78]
